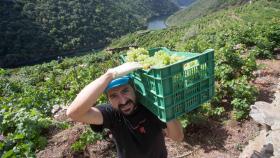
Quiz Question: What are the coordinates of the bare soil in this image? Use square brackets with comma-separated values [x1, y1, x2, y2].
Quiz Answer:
[36, 59, 280, 158]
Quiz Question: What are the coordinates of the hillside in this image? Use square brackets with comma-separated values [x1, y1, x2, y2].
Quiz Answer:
[166, 0, 250, 26]
[110, 0, 280, 57]
[0, 0, 178, 68]
[110, 0, 280, 124]
[1, 0, 280, 157]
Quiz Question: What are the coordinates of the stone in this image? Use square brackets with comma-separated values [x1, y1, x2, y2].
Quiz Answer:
[51, 104, 61, 114]
[276, 54, 280, 60]
[239, 130, 266, 158]
[244, 80, 280, 158]
[266, 130, 280, 157]
[250, 143, 274, 158]
[250, 101, 280, 127]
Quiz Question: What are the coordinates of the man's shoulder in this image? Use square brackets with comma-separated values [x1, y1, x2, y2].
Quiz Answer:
[139, 105, 157, 117]
[139, 104, 167, 128]
[95, 103, 113, 111]
[97, 103, 111, 106]
[96, 103, 120, 118]
[90, 103, 119, 132]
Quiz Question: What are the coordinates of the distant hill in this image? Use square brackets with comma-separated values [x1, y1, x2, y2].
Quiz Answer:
[0, 0, 178, 68]
[110, 0, 279, 58]
[166, 0, 250, 26]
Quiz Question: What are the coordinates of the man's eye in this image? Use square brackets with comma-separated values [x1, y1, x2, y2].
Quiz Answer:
[109, 94, 117, 99]
[122, 88, 129, 94]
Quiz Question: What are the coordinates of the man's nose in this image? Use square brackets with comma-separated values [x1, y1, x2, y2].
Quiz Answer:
[119, 95, 127, 104]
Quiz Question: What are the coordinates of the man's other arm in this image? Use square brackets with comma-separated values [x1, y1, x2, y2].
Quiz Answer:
[164, 119, 184, 142]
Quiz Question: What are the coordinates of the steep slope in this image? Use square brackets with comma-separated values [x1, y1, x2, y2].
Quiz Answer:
[0, 0, 178, 68]
[166, 0, 250, 26]
[111, 0, 280, 55]
[1, 0, 279, 157]
[110, 0, 280, 120]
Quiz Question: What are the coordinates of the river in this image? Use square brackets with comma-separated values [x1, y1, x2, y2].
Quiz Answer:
[147, 15, 168, 30]
[147, 1, 195, 30]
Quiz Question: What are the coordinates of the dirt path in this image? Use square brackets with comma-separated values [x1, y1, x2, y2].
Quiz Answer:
[37, 59, 280, 158]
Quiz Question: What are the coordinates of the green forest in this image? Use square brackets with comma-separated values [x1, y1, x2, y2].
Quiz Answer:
[0, 0, 178, 68]
[1, 0, 280, 157]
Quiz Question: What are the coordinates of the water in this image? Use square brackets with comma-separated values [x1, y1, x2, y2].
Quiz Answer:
[147, 16, 168, 30]
[147, 0, 195, 30]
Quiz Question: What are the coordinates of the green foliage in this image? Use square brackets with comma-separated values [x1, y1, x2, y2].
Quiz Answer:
[0, 0, 178, 68]
[179, 109, 208, 128]
[1, 0, 280, 156]
[202, 103, 225, 118]
[0, 51, 118, 156]
[71, 128, 103, 152]
[0, 108, 51, 157]
[179, 103, 225, 128]
[111, 0, 280, 123]
[0, 68, 7, 76]
[166, 0, 246, 26]
[113, 0, 280, 59]
[227, 76, 258, 120]
[268, 24, 280, 48]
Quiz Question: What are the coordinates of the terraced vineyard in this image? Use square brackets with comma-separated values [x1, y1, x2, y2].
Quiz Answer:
[1, 0, 280, 157]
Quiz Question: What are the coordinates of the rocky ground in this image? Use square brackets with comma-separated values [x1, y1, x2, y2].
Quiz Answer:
[36, 59, 280, 158]
[240, 60, 280, 158]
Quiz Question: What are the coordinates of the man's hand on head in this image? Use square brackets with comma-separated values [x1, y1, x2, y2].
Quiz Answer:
[108, 62, 142, 79]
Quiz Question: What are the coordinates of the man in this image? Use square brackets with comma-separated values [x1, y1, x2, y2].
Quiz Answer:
[67, 62, 184, 158]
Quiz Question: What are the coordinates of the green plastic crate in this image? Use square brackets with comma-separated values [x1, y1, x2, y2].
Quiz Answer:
[121, 47, 215, 122]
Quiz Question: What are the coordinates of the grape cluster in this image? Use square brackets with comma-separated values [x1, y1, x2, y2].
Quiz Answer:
[126, 48, 184, 69]
[183, 60, 199, 70]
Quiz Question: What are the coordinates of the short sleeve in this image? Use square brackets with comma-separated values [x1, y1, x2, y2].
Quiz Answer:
[90, 104, 117, 133]
[153, 115, 167, 129]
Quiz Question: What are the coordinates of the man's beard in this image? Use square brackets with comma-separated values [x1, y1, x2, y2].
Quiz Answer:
[118, 99, 137, 115]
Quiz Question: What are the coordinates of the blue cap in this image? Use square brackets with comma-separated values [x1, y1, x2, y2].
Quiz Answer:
[104, 76, 131, 92]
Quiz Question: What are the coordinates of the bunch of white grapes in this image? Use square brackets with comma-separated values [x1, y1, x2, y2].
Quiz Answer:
[126, 48, 185, 70]
[126, 47, 149, 62]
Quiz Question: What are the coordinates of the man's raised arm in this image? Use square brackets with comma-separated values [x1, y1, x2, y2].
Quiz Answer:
[66, 62, 142, 124]
[66, 70, 114, 124]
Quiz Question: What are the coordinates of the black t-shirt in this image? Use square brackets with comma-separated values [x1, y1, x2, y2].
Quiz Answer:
[90, 104, 167, 158]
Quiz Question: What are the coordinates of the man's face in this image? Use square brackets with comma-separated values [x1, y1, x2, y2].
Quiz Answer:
[107, 84, 137, 115]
